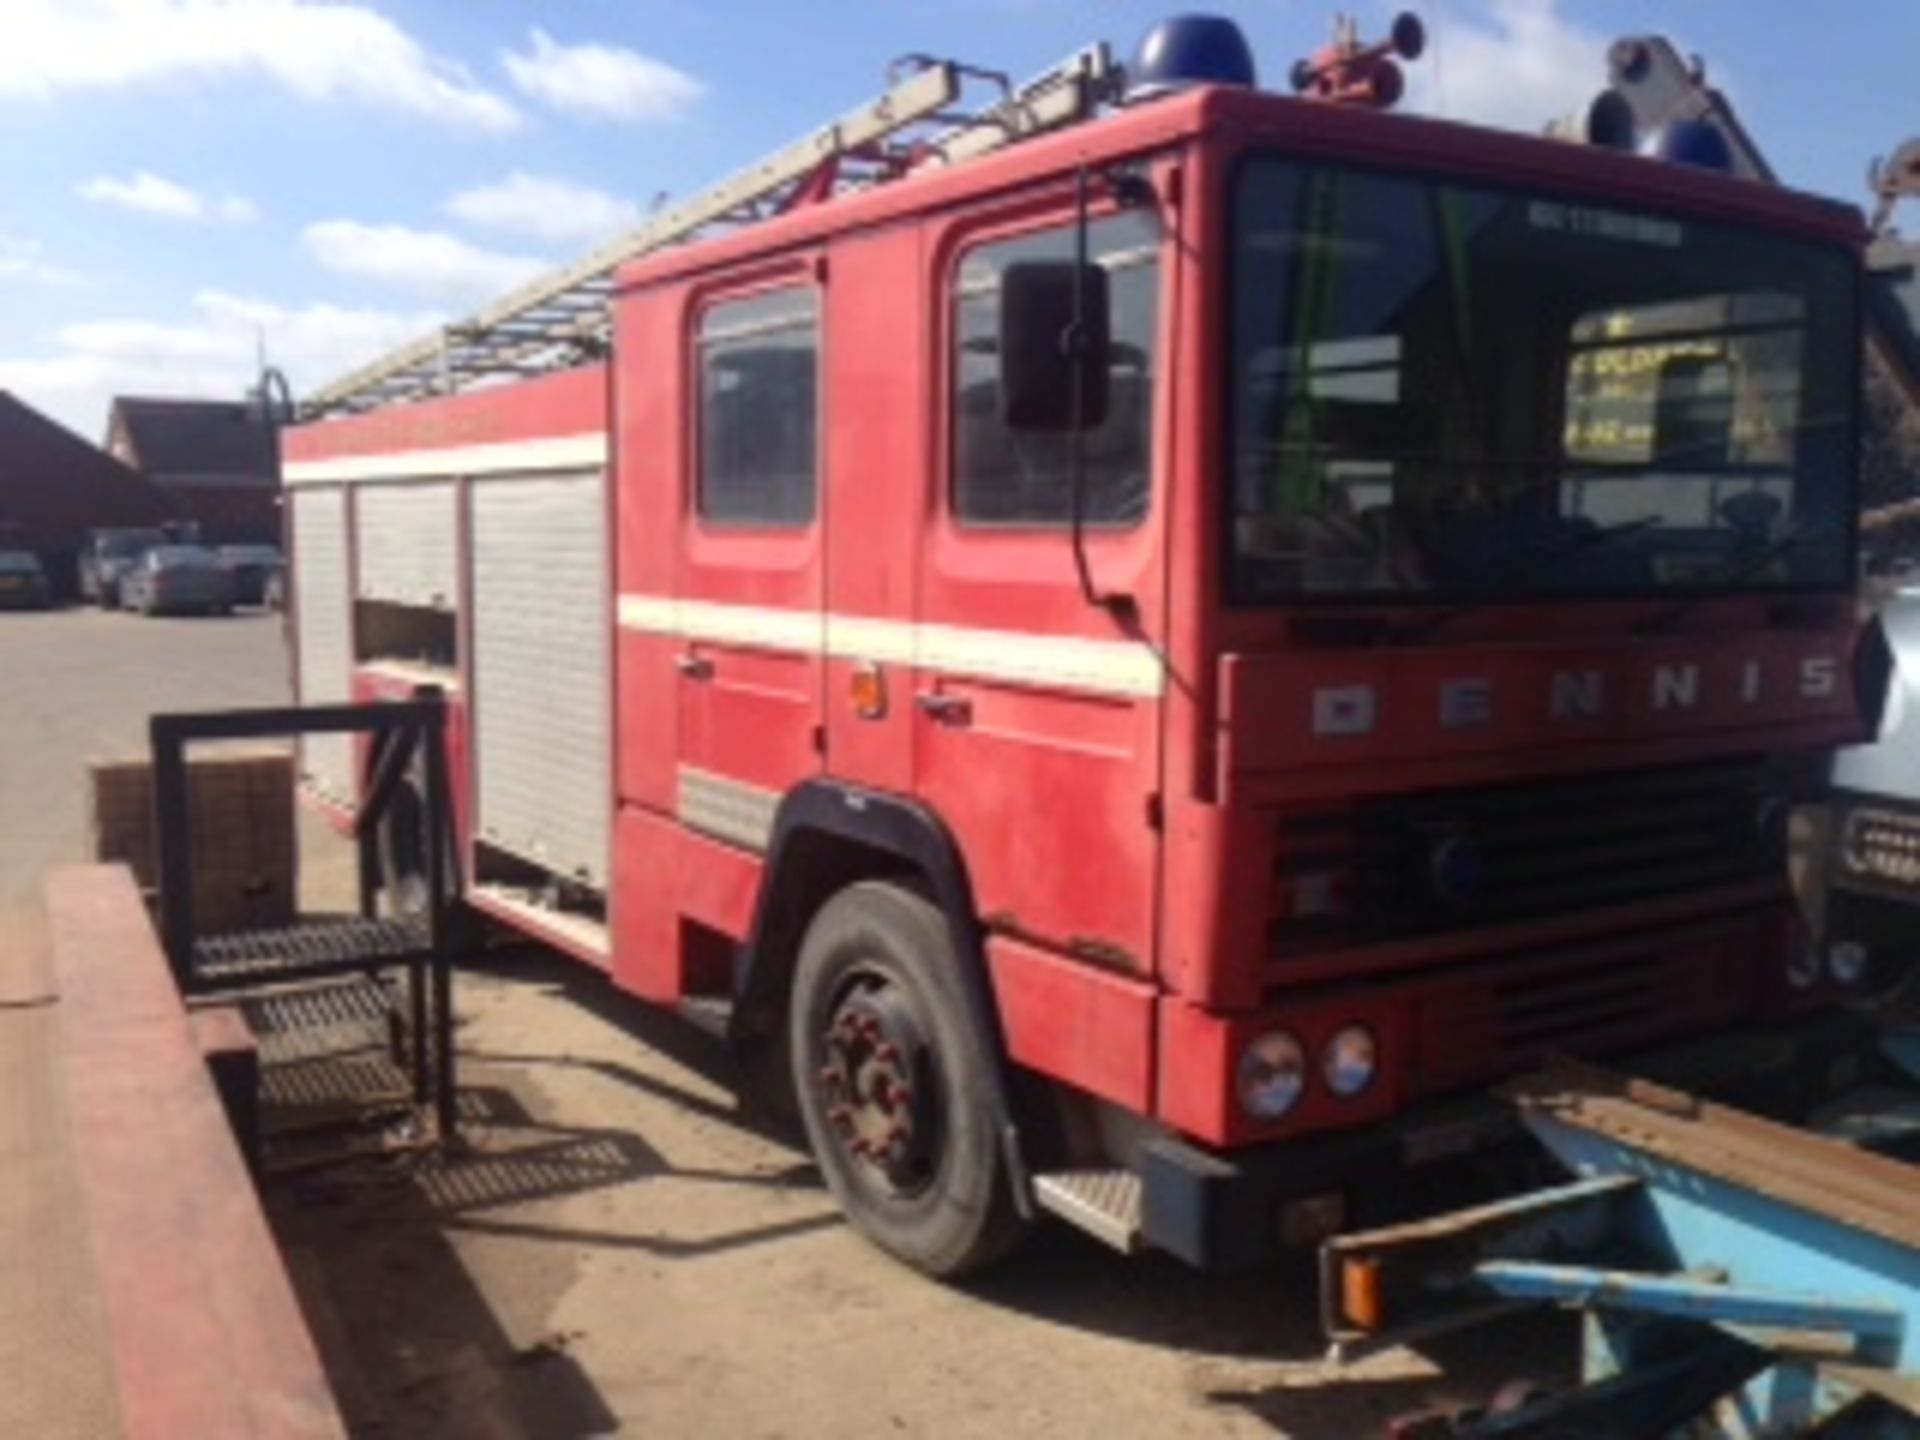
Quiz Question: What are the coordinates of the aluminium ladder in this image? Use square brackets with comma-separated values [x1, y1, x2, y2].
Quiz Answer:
[305, 44, 1118, 418]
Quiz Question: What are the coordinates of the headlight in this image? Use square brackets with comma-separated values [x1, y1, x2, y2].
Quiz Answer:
[1785, 940, 1821, 990]
[1829, 940, 1870, 987]
[1237, 1030, 1307, 1121]
[1322, 1024, 1378, 1098]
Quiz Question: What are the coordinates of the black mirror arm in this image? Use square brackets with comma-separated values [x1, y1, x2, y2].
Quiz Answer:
[1068, 165, 1109, 612]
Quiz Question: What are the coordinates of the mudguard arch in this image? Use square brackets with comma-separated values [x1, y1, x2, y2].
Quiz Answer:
[730, 778, 1035, 1215]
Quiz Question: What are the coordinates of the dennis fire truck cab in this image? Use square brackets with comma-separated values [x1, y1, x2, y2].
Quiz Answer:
[283, 16, 1877, 1277]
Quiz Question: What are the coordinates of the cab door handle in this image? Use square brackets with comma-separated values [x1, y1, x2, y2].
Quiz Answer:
[914, 692, 971, 725]
[675, 653, 714, 681]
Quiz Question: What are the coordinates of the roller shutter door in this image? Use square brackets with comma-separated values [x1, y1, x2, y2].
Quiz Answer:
[470, 470, 609, 887]
[291, 487, 354, 804]
[356, 482, 457, 609]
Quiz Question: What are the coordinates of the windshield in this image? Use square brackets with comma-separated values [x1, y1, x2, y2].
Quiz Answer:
[101, 531, 165, 559]
[1228, 157, 1859, 603]
[0, 551, 42, 574]
[151, 545, 219, 568]
[218, 545, 280, 564]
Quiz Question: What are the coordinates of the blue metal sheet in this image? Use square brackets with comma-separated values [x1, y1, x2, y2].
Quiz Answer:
[1477, 1259, 1905, 1342]
[1523, 1109, 1920, 1378]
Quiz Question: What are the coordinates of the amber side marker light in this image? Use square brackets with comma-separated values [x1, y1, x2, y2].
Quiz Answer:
[851, 662, 887, 719]
[1341, 1255, 1385, 1333]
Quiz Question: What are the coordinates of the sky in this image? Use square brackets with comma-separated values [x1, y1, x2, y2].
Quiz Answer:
[1, 0, 1916, 441]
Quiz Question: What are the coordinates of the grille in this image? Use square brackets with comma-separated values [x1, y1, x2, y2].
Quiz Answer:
[1839, 802, 1920, 895]
[1412, 923, 1754, 1092]
[1275, 760, 1778, 953]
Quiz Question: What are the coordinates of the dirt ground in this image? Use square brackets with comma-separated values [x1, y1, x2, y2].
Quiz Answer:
[2, 606, 1568, 1438]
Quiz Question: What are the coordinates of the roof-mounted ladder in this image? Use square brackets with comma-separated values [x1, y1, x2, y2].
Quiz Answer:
[305, 43, 1118, 418]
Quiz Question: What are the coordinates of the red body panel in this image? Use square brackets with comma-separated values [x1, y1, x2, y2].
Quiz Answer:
[987, 935, 1156, 1111]
[821, 224, 922, 796]
[282, 365, 607, 467]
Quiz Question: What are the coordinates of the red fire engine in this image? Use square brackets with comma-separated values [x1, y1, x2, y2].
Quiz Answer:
[281, 17, 1876, 1276]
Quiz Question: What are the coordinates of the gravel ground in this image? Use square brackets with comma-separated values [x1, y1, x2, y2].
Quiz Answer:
[0, 604, 1568, 1438]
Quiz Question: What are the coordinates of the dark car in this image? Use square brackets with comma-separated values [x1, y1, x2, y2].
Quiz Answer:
[216, 543, 284, 607]
[120, 545, 235, 616]
[0, 549, 52, 609]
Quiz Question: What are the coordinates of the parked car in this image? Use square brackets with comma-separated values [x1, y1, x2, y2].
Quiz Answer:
[120, 545, 235, 616]
[216, 543, 284, 607]
[78, 527, 171, 608]
[0, 549, 52, 609]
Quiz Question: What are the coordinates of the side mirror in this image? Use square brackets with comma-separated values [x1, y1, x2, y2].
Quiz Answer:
[998, 260, 1111, 431]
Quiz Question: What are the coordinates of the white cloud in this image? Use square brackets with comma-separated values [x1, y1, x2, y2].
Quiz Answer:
[502, 27, 702, 124]
[0, 289, 441, 438]
[446, 171, 641, 246]
[0, 0, 519, 133]
[304, 219, 545, 300]
[0, 233, 87, 287]
[77, 170, 256, 223]
[1407, 0, 1608, 134]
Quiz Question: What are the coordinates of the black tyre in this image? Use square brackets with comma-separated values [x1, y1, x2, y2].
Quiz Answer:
[790, 881, 1028, 1278]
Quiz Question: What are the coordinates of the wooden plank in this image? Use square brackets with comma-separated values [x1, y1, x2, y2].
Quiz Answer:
[46, 864, 344, 1440]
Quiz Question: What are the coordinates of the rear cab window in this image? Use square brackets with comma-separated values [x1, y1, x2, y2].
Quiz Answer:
[696, 286, 820, 528]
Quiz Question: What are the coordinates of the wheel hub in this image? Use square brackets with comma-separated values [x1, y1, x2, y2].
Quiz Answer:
[818, 983, 937, 1194]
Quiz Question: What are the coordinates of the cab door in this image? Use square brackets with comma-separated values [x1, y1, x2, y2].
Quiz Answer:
[672, 263, 827, 857]
[912, 201, 1171, 974]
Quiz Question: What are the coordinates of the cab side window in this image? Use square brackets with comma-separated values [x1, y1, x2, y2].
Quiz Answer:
[697, 286, 819, 526]
[951, 211, 1161, 527]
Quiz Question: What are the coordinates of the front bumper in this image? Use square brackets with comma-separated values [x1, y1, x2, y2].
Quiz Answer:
[149, 581, 232, 611]
[1138, 1008, 1874, 1268]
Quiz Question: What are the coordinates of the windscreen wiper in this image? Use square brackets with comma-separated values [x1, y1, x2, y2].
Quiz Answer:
[1410, 514, 1662, 637]
[1634, 531, 1813, 634]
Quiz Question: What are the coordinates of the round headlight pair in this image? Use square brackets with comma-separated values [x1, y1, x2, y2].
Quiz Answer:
[1236, 1024, 1378, 1121]
[1787, 939, 1871, 990]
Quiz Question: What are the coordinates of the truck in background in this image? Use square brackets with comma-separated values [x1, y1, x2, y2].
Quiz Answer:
[280, 15, 1886, 1277]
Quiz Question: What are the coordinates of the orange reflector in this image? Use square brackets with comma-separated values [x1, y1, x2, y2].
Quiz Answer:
[851, 662, 886, 719]
[1341, 1255, 1384, 1332]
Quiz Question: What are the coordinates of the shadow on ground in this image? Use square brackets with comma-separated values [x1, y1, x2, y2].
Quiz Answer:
[380, 945, 1581, 1436]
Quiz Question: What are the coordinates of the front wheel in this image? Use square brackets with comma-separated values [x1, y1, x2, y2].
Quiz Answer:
[789, 881, 1028, 1278]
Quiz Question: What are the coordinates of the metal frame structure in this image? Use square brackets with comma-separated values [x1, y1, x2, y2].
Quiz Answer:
[150, 693, 460, 1140]
[1322, 1053, 1920, 1435]
[303, 44, 1118, 417]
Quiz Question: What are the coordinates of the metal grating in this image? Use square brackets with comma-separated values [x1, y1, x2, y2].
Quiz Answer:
[1032, 1168, 1143, 1252]
[290, 488, 354, 805]
[301, 44, 1116, 417]
[193, 916, 430, 986]
[1275, 760, 1775, 954]
[470, 471, 610, 887]
[1413, 923, 1752, 1092]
